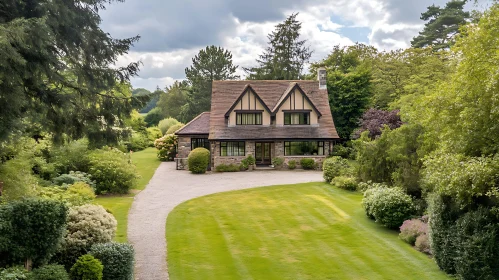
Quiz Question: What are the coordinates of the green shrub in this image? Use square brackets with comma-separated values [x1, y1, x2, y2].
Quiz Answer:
[154, 134, 177, 161]
[215, 164, 240, 172]
[271, 157, 284, 168]
[0, 198, 67, 267]
[31, 264, 69, 280]
[240, 155, 256, 170]
[300, 158, 316, 170]
[144, 107, 163, 127]
[287, 160, 296, 170]
[70, 255, 103, 280]
[428, 195, 499, 279]
[55, 204, 116, 269]
[246, 154, 256, 166]
[331, 176, 357, 191]
[331, 143, 354, 159]
[38, 182, 95, 207]
[239, 160, 249, 170]
[52, 171, 96, 190]
[362, 186, 414, 229]
[158, 117, 180, 135]
[51, 139, 91, 175]
[357, 181, 387, 193]
[322, 156, 349, 182]
[165, 123, 184, 135]
[145, 127, 162, 146]
[89, 242, 134, 280]
[188, 148, 210, 174]
[125, 132, 149, 152]
[88, 149, 137, 194]
[0, 266, 30, 280]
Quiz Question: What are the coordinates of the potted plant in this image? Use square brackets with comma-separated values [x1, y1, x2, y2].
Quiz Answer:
[243, 154, 256, 171]
[272, 157, 284, 170]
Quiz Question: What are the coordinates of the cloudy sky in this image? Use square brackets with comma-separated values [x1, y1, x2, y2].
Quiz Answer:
[99, 0, 481, 91]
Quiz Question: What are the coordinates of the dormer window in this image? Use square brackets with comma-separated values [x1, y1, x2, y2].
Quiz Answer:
[236, 111, 262, 125]
[284, 111, 310, 125]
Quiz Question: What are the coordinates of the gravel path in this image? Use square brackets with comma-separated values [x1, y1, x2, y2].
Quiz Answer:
[128, 162, 323, 280]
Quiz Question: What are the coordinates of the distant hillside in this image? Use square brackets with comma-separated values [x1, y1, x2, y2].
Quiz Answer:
[132, 88, 158, 113]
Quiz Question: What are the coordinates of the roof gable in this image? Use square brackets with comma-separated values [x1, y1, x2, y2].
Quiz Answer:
[175, 112, 210, 135]
[271, 83, 322, 117]
[224, 85, 272, 117]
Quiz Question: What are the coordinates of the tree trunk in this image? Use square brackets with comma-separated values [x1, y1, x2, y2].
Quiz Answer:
[25, 257, 32, 271]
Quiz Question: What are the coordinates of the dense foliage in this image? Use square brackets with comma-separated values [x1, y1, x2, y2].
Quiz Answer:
[330, 176, 357, 191]
[399, 218, 428, 246]
[322, 156, 350, 182]
[88, 149, 138, 194]
[157, 82, 189, 121]
[70, 255, 103, 280]
[215, 164, 241, 172]
[362, 187, 414, 229]
[166, 124, 185, 135]
[38, 183, 96, 207]
[299, 158, 316, 170]
[31, 264, 69, 280]
[158, 118, 181, 135]
[188, 148, 210, 174]
[90, 242, 134, 280]
[353, 109, 402, 139]
[0, 199, 67, 268]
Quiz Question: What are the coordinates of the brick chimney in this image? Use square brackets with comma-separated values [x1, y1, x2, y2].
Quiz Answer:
[318, 67, 327, 89]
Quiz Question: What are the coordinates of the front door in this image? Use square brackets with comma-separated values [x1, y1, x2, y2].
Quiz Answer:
[255, 142, 271, 165]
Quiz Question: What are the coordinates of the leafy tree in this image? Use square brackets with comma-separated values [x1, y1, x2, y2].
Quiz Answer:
[245, 13, 312, 80]
[353, 109, 402, 139]
[157, 81, 189, 120]
[327, 69, 372, 139]
[182, 46, 238, 121]
[0, 198, 67, 270]
[144, 108, 164, 127]
[133, 88, 158, 113]
[0, 0, 143, 145]
[411, 0, 471, 50]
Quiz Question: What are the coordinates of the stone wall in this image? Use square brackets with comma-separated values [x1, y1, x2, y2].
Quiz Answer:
[211, 141, 255, 168]
[177, 136, 191, 158]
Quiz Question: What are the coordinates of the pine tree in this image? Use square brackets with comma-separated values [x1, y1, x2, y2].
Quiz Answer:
[411, 0, 471, 50]
[0, 0, 143, 145]
[244, 13, 312, 80]
[182, 46, 238, 121]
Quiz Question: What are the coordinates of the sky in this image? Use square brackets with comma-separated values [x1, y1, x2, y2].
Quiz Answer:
[99, 0, 483, 91]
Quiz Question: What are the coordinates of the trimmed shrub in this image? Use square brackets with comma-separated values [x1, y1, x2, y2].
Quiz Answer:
[415, 234, 431, 254]
[399, 218, 428, 245]
[165, 123, 184, 135]
[215, 164, 240, 172]
[52, 171, 96, 190]
[300, 158, 316, 170]
[357, 181, 387, 193]
[51, 139, 91, 175]
[362, 186, 414, 229]
[88, 149, 138, 194]
[125, 132, 149, 152]
[158, 117, 180, 135]
[89, 242, 134, 280]
[38, 182, 95, 207]
[188, 148, 210, 174]
[55, 204, 116, 269]
[31, 264, 69, 280]
[331, 176, 357, 191]
[70, 255, 103, 280]
[323, 156, 350, 182]
[271, 157, 284, 168]
[154, 134, 177, 161]
[287, 160, 296, 170]
[1, 199, 67, 267]
[0, 266, 30, 280]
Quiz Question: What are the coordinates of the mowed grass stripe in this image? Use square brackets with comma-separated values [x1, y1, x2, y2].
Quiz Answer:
[166, 183, 450, 280]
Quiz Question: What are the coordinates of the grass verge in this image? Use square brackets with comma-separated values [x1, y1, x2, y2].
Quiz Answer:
[167, 182, 450, 280]
[96, 147, 160, 241]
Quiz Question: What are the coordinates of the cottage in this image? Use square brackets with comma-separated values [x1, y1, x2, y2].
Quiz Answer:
[175, 68, 339, 169]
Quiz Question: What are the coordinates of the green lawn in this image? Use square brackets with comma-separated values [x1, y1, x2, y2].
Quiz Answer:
[96, 147, 160, 242]
[167, 183, 450, 280]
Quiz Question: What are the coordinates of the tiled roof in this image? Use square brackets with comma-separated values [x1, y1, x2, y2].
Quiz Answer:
[175, 112, 210, 135]
[209, 80, 339, 140]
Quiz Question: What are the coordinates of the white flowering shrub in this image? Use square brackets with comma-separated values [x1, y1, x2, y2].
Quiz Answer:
[362, 186, 414, 229]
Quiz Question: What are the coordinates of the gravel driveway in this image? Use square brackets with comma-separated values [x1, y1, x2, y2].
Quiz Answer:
[128, 162, 323, 280]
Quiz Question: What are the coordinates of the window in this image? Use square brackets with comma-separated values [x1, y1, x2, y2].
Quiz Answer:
[191, 138, 210, 150]
[284, 141, 324, 156]
[236, 113, 262, 125]
[220, 141, 245, 156]
[284, 112, 310, 125]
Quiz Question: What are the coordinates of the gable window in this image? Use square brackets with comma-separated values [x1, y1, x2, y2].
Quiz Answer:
[236, 113, 262, 125]
[220, 141, 245, 156]
[284, 141, 324, 156]
[284, 112, 310, 125]
[191, 138, 210, 150]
